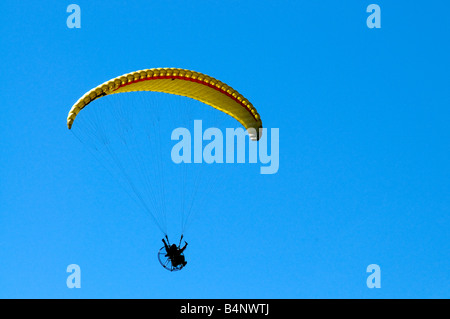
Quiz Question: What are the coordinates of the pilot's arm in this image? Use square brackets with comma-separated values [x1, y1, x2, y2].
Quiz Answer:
[162, 238, 170, 251]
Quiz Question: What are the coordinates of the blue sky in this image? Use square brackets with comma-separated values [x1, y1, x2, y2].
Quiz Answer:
[0, 1, 449, 298]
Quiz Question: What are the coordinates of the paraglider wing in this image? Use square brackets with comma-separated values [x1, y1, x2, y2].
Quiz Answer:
[67, 68, 263, 140]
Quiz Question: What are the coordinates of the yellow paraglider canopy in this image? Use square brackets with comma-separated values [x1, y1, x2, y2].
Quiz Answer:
[67, 68, 262, 140]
